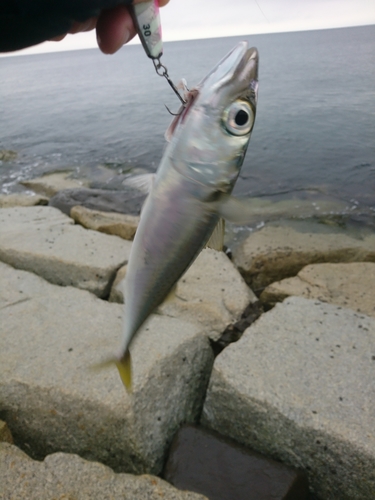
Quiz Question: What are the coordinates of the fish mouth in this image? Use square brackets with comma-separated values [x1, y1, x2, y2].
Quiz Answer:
[234, 45, 259, 105]
[164, 42, 258, 141]
[239, 45, 259, 84]
[193, 41, 259, 110]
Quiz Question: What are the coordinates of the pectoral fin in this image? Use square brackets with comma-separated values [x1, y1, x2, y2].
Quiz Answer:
[215, 195, 256, 224]
[123, 174, 155, 194]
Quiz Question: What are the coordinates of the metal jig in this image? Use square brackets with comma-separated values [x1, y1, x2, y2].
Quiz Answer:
[131, 0, 186, 108]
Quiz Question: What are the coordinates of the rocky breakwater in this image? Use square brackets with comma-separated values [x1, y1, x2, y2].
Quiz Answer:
[0, 192, 262, 498]
[0, 259, 215, 497]
[202, 297, 375, 500]
[1, 188, 375, 499]
[200, 225, 375, 499]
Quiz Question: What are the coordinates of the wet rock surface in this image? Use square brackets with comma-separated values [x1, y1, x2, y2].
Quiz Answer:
[49, 187, 146, 215]
[260, 262, 375, 317]
[0, 262, 213, 475]
[0, 206, 131, 297]
[202, 297, 375, 500]
[163, 425, 309, 500]
[21, 171, 89, 196]
[232, 225, 375, 292]
[0, 443, 208, 500]
[0, 192, 49, 208]
[225, 196, 349, 226]
[0, 149, 17, 161]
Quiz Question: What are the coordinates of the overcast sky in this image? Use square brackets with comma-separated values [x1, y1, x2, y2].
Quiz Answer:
[4, 0, 375, 57]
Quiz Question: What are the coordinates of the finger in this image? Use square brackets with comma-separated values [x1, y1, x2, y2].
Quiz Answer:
[50, 34, 67, 42]
[50, 0, 171, 50]
[96, 4, 135, 54]
[134, 0, 170, 5]
[49, 17, 97, 41]
[69, 17, 98, 34]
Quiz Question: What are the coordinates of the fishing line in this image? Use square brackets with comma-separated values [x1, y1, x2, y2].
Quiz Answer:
[254, 0, 270, 23]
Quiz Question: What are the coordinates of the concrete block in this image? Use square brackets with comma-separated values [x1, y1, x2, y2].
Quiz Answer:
[0, 206, 131, 297]
[0, 443, 207, 500]
[232, 225, 375, 291]
[110, 249, 257, 341]
[71, 205, 139, 240]
[0, 263, 214, 474]
[49, 187, 146, 215]
[202, 297, 375, 499]
[260, 262, 375, 317]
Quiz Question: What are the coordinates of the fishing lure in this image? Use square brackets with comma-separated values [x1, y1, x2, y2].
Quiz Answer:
[130, 0, 186, 106]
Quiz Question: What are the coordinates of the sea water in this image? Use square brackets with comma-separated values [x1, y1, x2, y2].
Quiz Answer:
[1, 25, 374, 229]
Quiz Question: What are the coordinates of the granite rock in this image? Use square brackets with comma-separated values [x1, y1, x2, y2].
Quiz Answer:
[0, 262, 213, 474]
[109, 249, 257, 341]
[202, 297, 375, 500]
[71, 205, 139, 240]
[0, 192, 48, 208]
[260, 262, 375, 317]
[49, 187, 146, 215]
[0, 206, 131, 297]
[21, 171, 89, 197]
[0, 443, 207, 500]
[232, 225, 375, 291]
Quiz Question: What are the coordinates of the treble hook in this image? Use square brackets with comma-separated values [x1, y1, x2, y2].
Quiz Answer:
[130, 1, 186, 110]
[164, 104, 183, 116]
[153, 58, 187, 107]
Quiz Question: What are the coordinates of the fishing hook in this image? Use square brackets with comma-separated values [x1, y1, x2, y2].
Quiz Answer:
[153, 58, 187, 107]
[164, 104, 183, 116]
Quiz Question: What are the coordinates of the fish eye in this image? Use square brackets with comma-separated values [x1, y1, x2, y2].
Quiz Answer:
[223, 100, 254, 136]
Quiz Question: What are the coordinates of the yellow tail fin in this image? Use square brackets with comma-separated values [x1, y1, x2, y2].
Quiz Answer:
[90, 349, 132, 392]
[115, 350, 132, 392]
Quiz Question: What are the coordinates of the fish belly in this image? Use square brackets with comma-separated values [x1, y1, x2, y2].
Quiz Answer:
[124, 175, 218, 340]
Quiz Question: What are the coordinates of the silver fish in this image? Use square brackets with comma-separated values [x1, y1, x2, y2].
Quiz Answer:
[116, 41, 259, 390]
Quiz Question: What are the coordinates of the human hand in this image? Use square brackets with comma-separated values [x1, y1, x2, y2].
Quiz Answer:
[52, 0, 170, 55]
